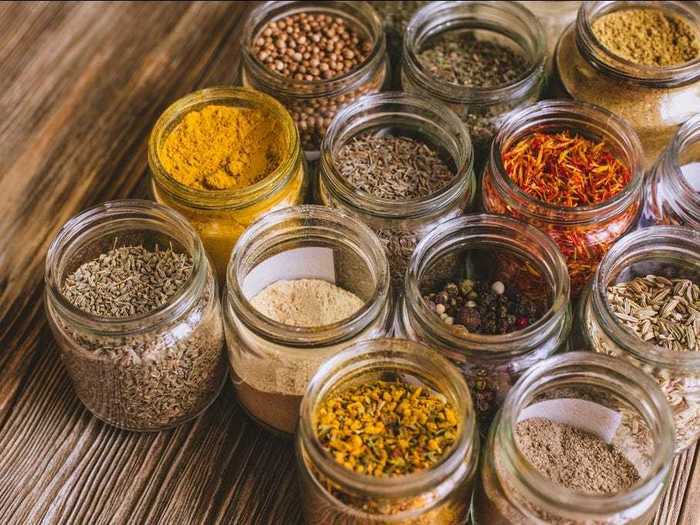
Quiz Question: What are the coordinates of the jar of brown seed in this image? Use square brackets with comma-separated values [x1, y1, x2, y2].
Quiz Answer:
[241, 1, 388, 156]
[580, 225, 700, 452]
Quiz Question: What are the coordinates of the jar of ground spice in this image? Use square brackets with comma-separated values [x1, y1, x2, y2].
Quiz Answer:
[241, 1, 388, 156]
[641, 113, 700, 229]
[318, 92, 476, 292]
[149, 87, 307, 280]
[224, 205, 391, 435]
[580, 226, 700, 452]
[473, 352, 674, 524]
[397, 214, 571, 427]
[555, 1, 700, 168]
[297, 337, 479, 525]
[44, 200, 226, 431]
[401, 1, 546, 170]
[482, 100, 644, 297]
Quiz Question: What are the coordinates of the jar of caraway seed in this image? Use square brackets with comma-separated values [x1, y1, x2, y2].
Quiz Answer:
[297, 337, 479, 525]
[44, 200, 226, 431]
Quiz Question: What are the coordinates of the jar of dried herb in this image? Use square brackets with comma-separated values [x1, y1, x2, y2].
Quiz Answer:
[224, 205, 392, 436]
[401, 1, 546, 170]
[641, 113, 700, 229]
[397, 214, 571, 427]
[554, 1, 700, 168]
[473, 352, 674, 525]
[318, 92, 476, 293]
[297, 337, 479, 525]
[149, 87, 307, 280]
[580, 226, 700, 452]
[241, 1, 388, 156]
[482, 100, 644, 297]
[44, 200, 226, 431]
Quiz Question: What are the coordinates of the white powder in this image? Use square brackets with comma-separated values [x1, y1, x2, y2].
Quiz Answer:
[250, 278, 365, 327]
[681, 162, 700, 191]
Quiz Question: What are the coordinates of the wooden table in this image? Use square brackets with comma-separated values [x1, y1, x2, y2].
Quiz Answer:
[0, 2, 698, 524]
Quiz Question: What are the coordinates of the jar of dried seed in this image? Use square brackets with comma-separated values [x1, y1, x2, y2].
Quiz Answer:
[318, 92, 476, 293]
[555, 1, 700, 168]
[241, 1, 388, 156]
[297, 337, 479, 525]
[473, 352, 674, 525]
[397, 214, 571, 427]
[44, 200, 226, 432]
[401, 1, 546, 170]
[580, 226, 700, 452]
[640, 113, 700, 229]
[224, 205, 392, 436]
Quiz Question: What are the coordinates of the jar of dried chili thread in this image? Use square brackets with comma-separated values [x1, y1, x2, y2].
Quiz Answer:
[482, 100, 644, 296]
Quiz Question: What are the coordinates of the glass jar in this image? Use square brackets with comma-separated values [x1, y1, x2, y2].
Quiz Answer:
[318, 92, 476, 292]
[482, 100, 644, 297]
[44, 200, 226, 431]
[580, 225, 700, 452]
[297, 337, 479, 525]
[224, 205, 392, 435]
[401, 1, 546, 169]
[641, 113, 700, 229]
[397, 213, 571, 426]
[149, 86, 307, 280]
[473, 352, 674, 524]
[555, 1, 700, 168]
[241, 1, 388, 156]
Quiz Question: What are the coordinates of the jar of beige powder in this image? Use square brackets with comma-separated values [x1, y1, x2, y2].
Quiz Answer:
[223, 205, 392, 435]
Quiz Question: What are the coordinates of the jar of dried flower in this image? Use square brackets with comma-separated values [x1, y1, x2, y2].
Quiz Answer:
[44, 200, 226, 431]
[397, 214, 571, 428]
[297, 337, 479, 525]
[473, 352, 674, 524]
[223, 205, 392, 436]
[580, 226, 700, 452]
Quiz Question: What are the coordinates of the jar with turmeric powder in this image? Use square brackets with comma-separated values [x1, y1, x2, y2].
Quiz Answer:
[149, 87, 307, 279]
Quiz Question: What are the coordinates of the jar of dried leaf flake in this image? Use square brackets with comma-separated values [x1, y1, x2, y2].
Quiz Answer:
[401, 1, 546, 170]
[473, 352, 674, 525]
[318, 92, 476, 293]
[45, 200, 226, 431]
[397, 214, 571, 427]
[297, 337, 479, 525]
[580, 226, 700, 452]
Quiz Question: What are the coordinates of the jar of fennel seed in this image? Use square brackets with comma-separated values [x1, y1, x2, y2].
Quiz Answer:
[241, 1, 388, 156]
[473, 352, 674, 525]
[44, 200, 226, 431]
[396, 214, 571, 427]
[224, 205, 392, 436]
[297, 338, 479, 525]
[318, 92, 476, 293]
[401, 1, 546, 170]
[580, 226, 700, 452]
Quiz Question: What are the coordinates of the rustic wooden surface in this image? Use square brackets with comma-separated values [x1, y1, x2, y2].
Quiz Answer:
[0, 2, 698, 524]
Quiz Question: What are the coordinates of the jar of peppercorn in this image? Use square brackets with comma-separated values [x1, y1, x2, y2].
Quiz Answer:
[241, 1, 388, 157]
[482, 100, 645, 297]
[396, 214, 572, 427]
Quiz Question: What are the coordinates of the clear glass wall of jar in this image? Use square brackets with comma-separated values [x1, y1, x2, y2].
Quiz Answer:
[44, 200, 226, 431]
[473, 352, 674, 524]
[555, 1, 700, 168]
[401, 1, 546, 169]
[224, 205, 392, 436]
[149, 87, 307, 280]
[580, 226, 700, 452]
[641, 113, 700, 229]
[482, 100, 644, 296]
[297, 337, 479, 525]
[318, 92, 476, 292]
[241, 1, 388, 156]
[397, 214, 571, 426]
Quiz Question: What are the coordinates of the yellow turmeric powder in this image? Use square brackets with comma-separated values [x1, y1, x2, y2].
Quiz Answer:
[159, 104, 285, 190]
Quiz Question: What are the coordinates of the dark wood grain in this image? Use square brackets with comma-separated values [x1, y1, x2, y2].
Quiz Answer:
[0, 2, 697, 524]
